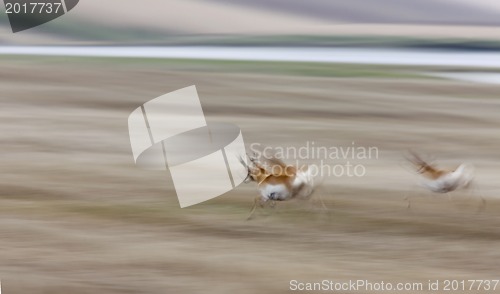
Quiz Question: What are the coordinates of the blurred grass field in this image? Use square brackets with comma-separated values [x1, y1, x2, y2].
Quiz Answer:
[1, 56, 500, 293]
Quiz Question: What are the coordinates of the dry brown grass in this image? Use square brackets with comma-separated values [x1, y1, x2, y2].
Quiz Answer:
[1, 57, 500, 293]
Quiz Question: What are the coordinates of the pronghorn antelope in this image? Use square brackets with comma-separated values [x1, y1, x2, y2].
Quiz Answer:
[405, 151, 485, 210]
[239, 154, 320, 220]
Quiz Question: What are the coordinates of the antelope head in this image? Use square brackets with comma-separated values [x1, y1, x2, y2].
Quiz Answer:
[406, 150, 446, 180]
[238, 153, 270, 184]
[406, 150, 432, 174]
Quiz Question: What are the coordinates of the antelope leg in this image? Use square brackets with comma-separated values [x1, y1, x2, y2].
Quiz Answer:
[247, 196, 266, 220]
[404, 184, 426, 210]
[317, 193, 328, 210]
[470, 181, 486, 213]
[404, 190, 412, 209]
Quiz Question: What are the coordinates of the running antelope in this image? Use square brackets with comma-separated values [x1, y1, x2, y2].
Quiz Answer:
[239, 154, 320, 220]
[405, 151, 485, 209]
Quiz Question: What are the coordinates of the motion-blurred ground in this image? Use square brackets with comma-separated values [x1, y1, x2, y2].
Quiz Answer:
[1, 57, 500, 293]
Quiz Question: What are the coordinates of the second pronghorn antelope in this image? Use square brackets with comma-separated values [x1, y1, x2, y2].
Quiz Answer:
[405, 151, 485, 209]
[239, 154, 319, 220]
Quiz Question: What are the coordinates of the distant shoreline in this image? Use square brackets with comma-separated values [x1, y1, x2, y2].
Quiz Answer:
[1, 46, 500, 68]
